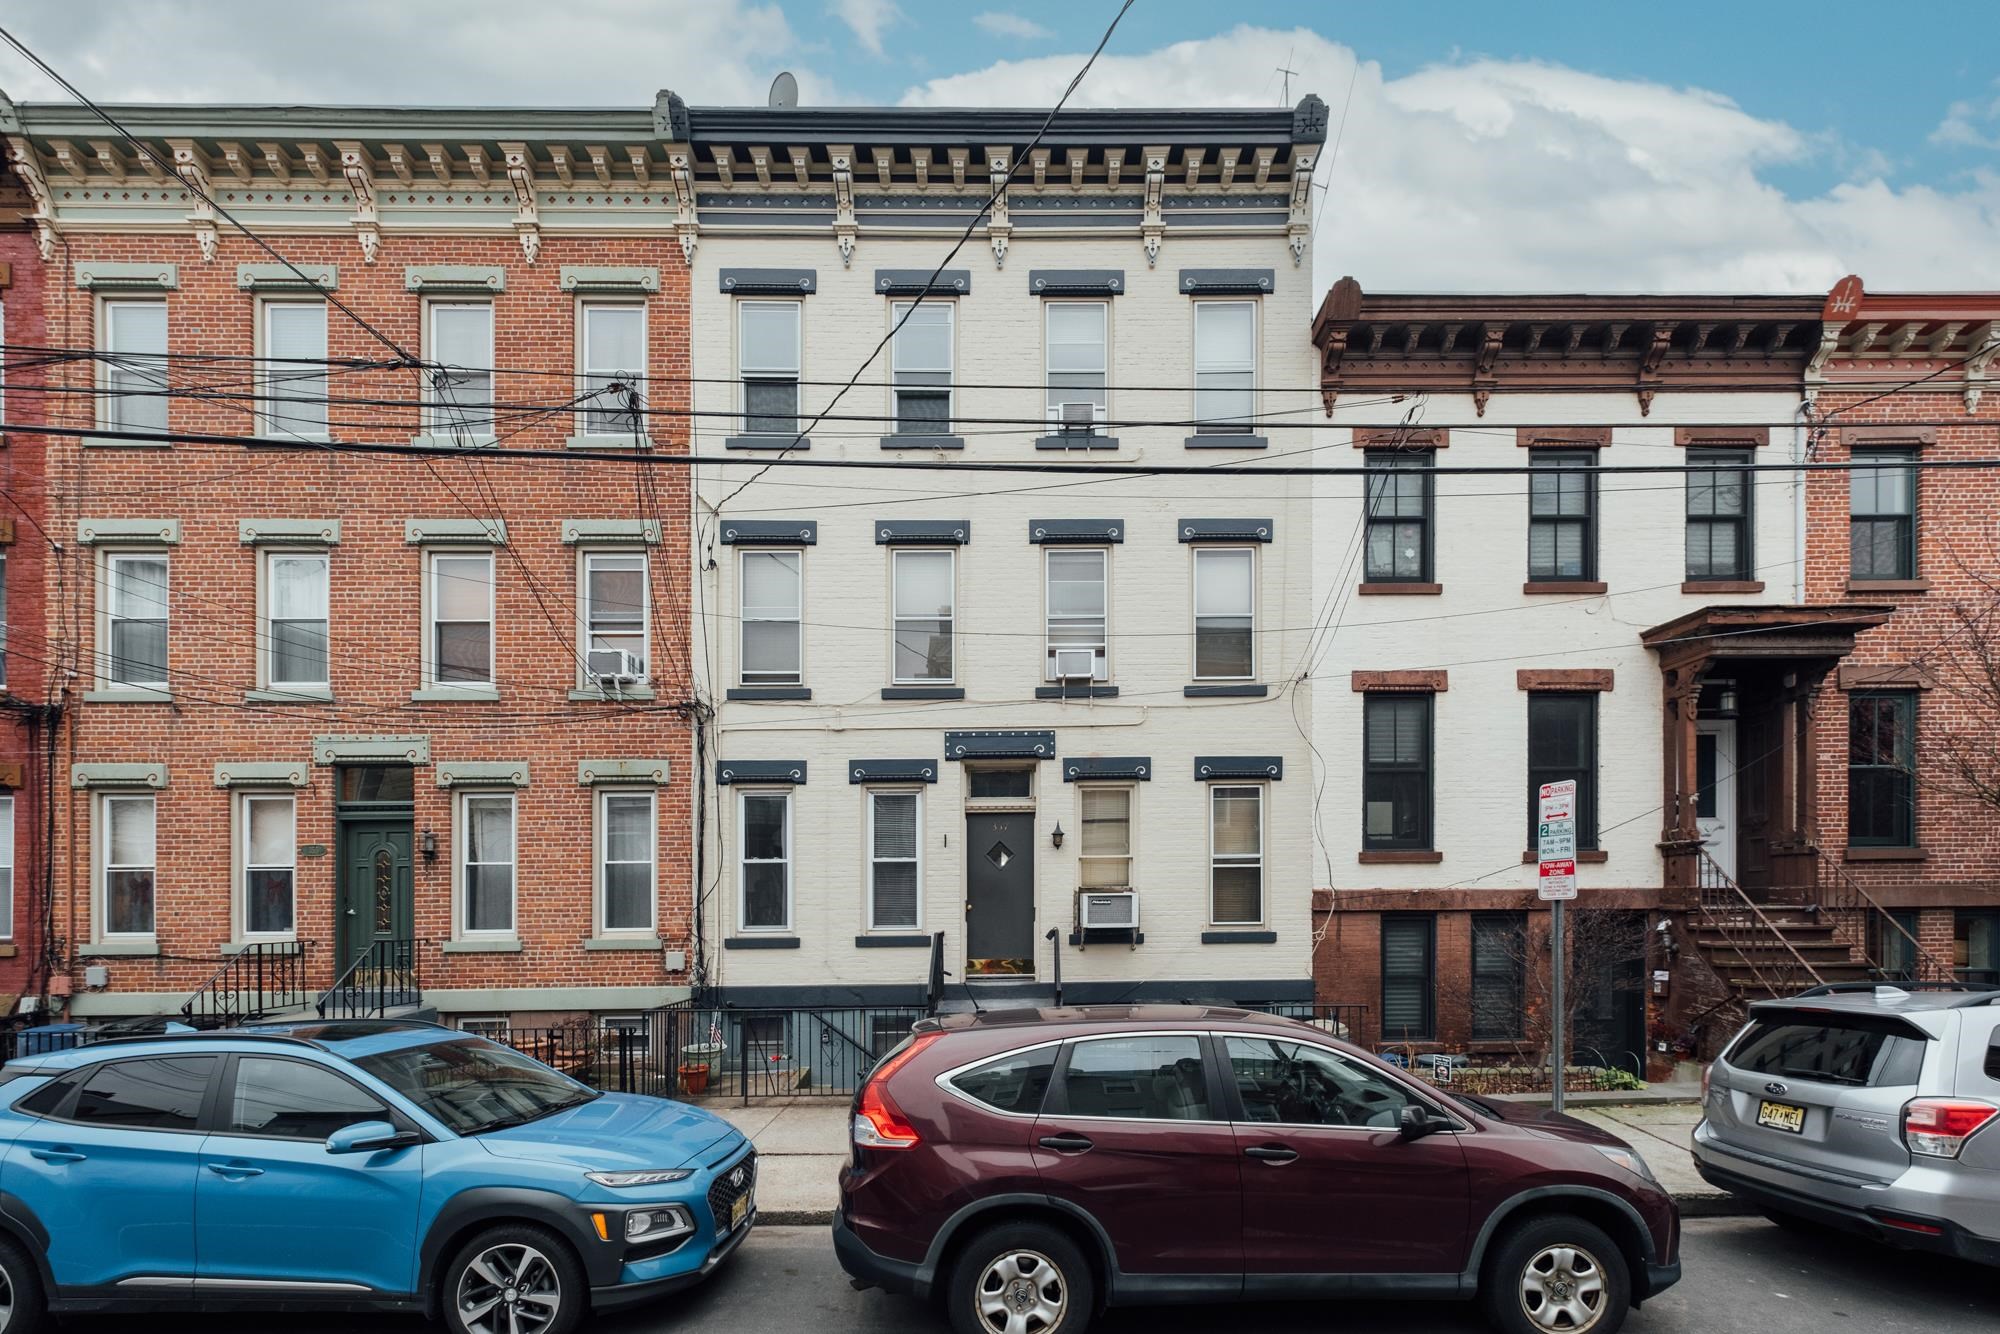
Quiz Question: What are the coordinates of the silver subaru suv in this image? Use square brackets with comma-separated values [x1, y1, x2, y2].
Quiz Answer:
[1693, 982, 2000, 1266]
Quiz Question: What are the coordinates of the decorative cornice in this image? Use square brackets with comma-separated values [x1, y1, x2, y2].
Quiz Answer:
[715, 760, 808, 785]
[436, 760, 530, 789]
[559, 265, 659, 293]
[577, 758, 673, 786]
[1178, 518, 1272, 543]
[945, 730, 1056, 761]
[75, 261, 178, 291]
[213, 761, 311, 789]
[847, 759, 939, 784]
[560, 518, 662, 545]
[404, 517, 507, 545]
[405, 264, 506, 293]
[77, 517, 180, 546]
[718, 268, 816, 296]
[312, 734, 430, 765]
[875, 519, 970, 546]
[718, 520, 816, 546]
[72, 763, 168, 789]
[237, 262, 337, 291]
[1193, 756, 1283, 781]
[875, 268, 971, 297]
[1028, 519, 1123, 544]
[238, 518, 340, 546]
[1062, 756, 1151, 782]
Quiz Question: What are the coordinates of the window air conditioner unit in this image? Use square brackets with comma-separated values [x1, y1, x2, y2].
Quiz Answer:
[1079, 890, 1139, 931]
[1054, 401, 1099, 433]
[586, 649, 645, 685]
[1052, 648, 1097, 681]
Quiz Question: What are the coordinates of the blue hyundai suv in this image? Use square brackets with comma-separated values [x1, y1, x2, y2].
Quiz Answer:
[0, 1019, 756, 1334]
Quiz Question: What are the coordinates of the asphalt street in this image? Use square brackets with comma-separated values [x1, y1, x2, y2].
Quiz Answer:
[62, 1218, 1999, 1334]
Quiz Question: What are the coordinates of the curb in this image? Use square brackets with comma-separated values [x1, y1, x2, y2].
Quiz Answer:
[753, 1194, 1759, 1230]
[1491, 1091, 1703, 1109]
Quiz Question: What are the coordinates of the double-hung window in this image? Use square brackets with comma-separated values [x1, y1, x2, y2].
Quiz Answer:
[1077, 786, 1133, 887]
[265, 551, 329, 691]
[1381, 914, 1435, 1041]
[459, 792, 516, 935]
[242, 793, 296, 937]
[1193, 301, 1256, 433]
[1210, 785, 1264, 925]
[891, 549, 954, 683]
[101, 299, 169, 433]
[891, 302, 953, 434]
[1471, 913, 1525, 1041]
[1848, 691, 1916, 848]
[428, 551, 494, 687]
[1527, 694, 1598, 849]
[0, 793, 12, 940]
[1363, 451, 1433, 583]
[579, 302, 646, 437]
[1193, 547, 1254, 680]
[583, 551, 648, 684]
[598, 790, 656, 934]
[1045, 302, 1108, 435]
[738, 790, 792, 931]
[1686, 448, 1752, 580]
[105, 552, 169, 688]
[868, 790, 921, 930]
[262, 300, 329, 439]
[426, 302, 494, 435]
[1364, 694, 1432, 850]
[101, 793, 156, 937]
[1528, 450, 1596, 582]
[1045, 549, 1108, 681]
[740, 550, 803, 687]
[1850, 450, 1917, 581]
[739, 301, 802, 437]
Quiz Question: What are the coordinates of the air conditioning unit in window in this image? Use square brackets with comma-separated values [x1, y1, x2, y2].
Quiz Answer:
[1053, 401, 1099, 433]
[1079, 890, 1139, 931]
[1052, 648, 1097, 681]
[586, 649, 646, 685]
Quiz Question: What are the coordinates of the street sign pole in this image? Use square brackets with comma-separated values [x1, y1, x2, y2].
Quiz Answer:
[1536, 780, 1579, 1115]
[1550, 898, 1565, 1114]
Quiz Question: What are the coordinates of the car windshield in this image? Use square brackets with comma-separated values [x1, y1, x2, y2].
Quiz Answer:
[355, 1036, 599, 1135]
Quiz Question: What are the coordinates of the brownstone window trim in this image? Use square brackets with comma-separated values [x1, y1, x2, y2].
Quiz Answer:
[1523, 581, 1607, 595]
[1842, 846, 1929, 863]
[1846, 578, 1932, 594]
[1351, 671, 1448, 693]
[1514, 669, 1612, 692]
[1839, 426, 1936, 449]
[1835, 663, 1933, 691]
[1520, 850, 1609, 864]
[1352, 428, 1448, 449]
[1682, 579, 1765, 594]
[1359, 849, 1444, 864]
[1514, 427, 1609, 448]
[1673, 427, 1769, 447]
[1356, 582, 1442, 596]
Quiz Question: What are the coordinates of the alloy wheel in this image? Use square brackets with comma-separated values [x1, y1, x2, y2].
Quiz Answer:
[973, 1248, 1068, 1334]
[1518, 1243, 1608, 1332]
[0, 1261, 13, 1333]
[456, 1241, 563, 1334]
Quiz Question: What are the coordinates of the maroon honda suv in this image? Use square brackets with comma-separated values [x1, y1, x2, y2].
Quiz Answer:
[834, 1005, 1680, 1334]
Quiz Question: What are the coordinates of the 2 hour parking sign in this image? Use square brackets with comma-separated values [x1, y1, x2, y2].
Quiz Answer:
[1537, 779, 1578, 900]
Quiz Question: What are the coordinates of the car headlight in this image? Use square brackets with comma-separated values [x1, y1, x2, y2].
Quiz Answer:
[624, 1205, 695, 1244]
[586, 1168, 695, 1188]
[1592, 1144, 1659, 1186]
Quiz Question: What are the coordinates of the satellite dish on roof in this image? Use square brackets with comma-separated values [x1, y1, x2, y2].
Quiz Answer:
[769, 71, 799, 108]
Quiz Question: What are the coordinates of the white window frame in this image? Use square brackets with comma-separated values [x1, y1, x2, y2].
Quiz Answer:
[580, 549, 650, 688]
[101, 549, 170, 690]
[1044, 300, 1109, 432]
[426, 549, 495, 689]
[865, 787, 923, 932]
[98, 297, 169, 434]
[736, 788, 793, 933]
[0, 792, 14, 941]
[1192, 545, 1257, 682]
[1044, 546, 1109, 682]
[577, 300, 648, 438]
[261, 548, 330, 692]
[455, 789, 518, 938]
[1209, 784, 1265, 927]
[737, 300, 803, 437]
[238, 791, 297, 941]
[458, 1016, 510, 1040]
[595, 787, 658, 936]
[1192, 299, 1258, 433]
[98, 792, 157, 940]
[424, 300, 495, 434]
[890, 300, 954, 435]
[1075, 783, 1135, 890]
[891, 547, 955, 685]
[259, 297, 330, 440]
[738, 548, 803, 687]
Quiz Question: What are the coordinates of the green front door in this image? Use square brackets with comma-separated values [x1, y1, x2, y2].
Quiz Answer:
[337, 819, 414, 973]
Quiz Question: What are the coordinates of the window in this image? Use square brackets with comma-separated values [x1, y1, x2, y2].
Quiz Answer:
[101, 299, 168, 433]
[70, 1057, 214, 1130]
[1226, 1036, 1420, 1127]
[100, 794, 155, 936]
[1045, 548, 1108, 681]
[104, 552, 169, 687]
[1381, 915, 1435, 1042]
[739, 550, 802, 686]
[1528, 451, 1596, 581]
[1528, 694, 1598, 849]
[598, 790, 655, 933]
[459, 792, 516, 935]
[891, 301, 953, 434]
[1471, 913, 1526, 1041]
[579, 302, 646, 436]
[1363, 451, 1433, 583]
[428, 551, 494, 686]
[1850, 450, 1917, 581]
[583, 551, 648, 683]
[739, 790, 791, 931]
[890, 549, 954, 683]
[265, 550, 329, 689]
[1848, 692, 1916, 848]
[968, 769, 1033, 802]
[1364, 694, 1432, 850]
[226, 1057, 388, 1139]
[1210, 785, 1263, 924]
[1958, 912, 2000, 986]
[739, 301, 801, 436]
[1876, 909, 1920, 983]
[868, 790, 921, 930]
[948, 1046, 1057, 1115]
[1726, 1014, 1927, 1089]
[262, 300, 328, 439]
[1059, 1035, 1209, 1120]
[1193, 547, 1254, 679]
[0, 793, 12, 940]
[1193, 301, 1256, 432]
[242, 794, 296, 937]
[426, 302, 494, 433]
[1077, 787, 1132, 888]
[1044, 302, 1108, 433]
[457, 1017, 510, 1041]
[1686, 448, 1751, 580]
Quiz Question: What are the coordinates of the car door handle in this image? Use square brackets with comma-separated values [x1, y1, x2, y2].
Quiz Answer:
[1244, 1145, 1299, 1165]
[29, 1147, 85, 1165]
[1037, 1134, 1094, 1154]
[206, 1162, 265, 1180]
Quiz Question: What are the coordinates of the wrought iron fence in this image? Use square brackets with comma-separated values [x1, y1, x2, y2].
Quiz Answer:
[181, 940, 311, 1025]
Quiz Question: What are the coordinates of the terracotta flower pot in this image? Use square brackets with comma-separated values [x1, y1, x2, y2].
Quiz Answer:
[678, 1062, 712, 1095]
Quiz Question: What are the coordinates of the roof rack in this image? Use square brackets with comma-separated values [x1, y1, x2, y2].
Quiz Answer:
[1790, 981, 2000, 1000]
[13, 1031, 328, 1057]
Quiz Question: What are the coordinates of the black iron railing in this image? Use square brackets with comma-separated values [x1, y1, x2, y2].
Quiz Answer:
[316, 937, 420, 1019]
[181, 940, 311, 1025]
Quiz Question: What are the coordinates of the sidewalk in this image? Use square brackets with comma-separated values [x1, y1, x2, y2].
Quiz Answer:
[713, 1093, 1751, 1225]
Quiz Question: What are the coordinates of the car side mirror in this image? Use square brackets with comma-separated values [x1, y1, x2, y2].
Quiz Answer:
[1397, 1103, 1440, 1141]
[326, 1120, 420, 1155]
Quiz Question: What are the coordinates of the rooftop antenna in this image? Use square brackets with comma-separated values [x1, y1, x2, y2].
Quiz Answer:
[768, 70, 798, 108]
[1275, 43, 1298, 103]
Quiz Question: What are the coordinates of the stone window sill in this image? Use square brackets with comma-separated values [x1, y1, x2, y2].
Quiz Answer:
[443, 937, 522, 954]
[1185, 684, 1269, 697]
[727, 687, 812, 701]
[1523, 581, 1607, 595]
[584, 935, 661, 951]
[569, 685, 657, 702]
[565, 435, 660, 451]
[83, 687, 173, 704]
[83, 437, 172, 449]
[245, 688, 333, 704]
[1034, 685, 1119, 699]
[878, 435, 965, 450]
[723, 935, 800, 949]
[1683, 579, 1765, 594]
[1843, 846, 1928, 862]
[725, 435, 811, 451]
[882, 686, 964, 700]
[854, 934, 932, 948]
[1521, 850, 1609, 863]
[1359, 850, 1443, 864]
[1357, 583, 1442, 596]
[1201, 930, 1277, 944]
[1034, 434, 1120, 451]
[411, 686, 501, 702]
[410, 433, 499, 450]
[1184, 434, 1269, 450]
[1847, 579, 1931, 594]
[84, 939, 159, 957]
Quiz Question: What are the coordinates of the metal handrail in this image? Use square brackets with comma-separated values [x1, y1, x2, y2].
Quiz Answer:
[316, 937, 420, 1019]
[1814, 848, 1955, 981]
[1695, 849, 1825, 991]
[181, 940, 310, 1024]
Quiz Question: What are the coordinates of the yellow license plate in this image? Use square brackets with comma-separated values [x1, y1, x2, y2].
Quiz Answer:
[1757, 1099, 1806, 1134]
[730, 1192, 750, 1230]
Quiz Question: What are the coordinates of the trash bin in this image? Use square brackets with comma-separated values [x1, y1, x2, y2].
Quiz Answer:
[19, 1023, 86, 1056]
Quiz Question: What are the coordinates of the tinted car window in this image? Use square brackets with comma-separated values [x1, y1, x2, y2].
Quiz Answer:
[228, 1057, 389, 1139]
[950, 1046, 1056, 1114]
[355, 1037, 596, 1135]
[1227, 1036, 1416, 1128]
[14, 1073, 78, 1116]
[1728, 1016, 1926, 1088]
[1060, 1035, 1209, 1120]
[70, 1056, 215, 1129]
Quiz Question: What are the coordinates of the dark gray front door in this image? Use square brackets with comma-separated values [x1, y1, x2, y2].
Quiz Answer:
[337, 819, 414, 973]
[966, 812, 1034, 975]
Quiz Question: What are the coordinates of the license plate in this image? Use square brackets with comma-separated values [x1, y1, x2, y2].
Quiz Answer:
[730, 1191, 750, 1230]
[1757, 1099, 1806, 1134]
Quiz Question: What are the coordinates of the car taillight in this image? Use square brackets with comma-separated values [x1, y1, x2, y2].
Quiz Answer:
[852, 1032, 941, 1151]
[1902, 1099, 1998, 1158]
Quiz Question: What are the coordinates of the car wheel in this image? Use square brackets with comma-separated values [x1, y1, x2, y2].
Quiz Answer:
[442, 1224, 586, 1334]
[947, 1221, 1095, 1334]
[0, 1234, 48, 1334]
[1481, 1213, 1630, 1334]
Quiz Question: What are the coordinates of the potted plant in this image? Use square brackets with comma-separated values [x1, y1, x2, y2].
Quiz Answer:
[678, 1039, 724, 1095]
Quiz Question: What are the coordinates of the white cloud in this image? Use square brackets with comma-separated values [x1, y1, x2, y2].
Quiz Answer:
[829, 0, 901, 57]
[972, 11, 1053, 41]
[901, 25, 2000, 293]
[1933, 88, 2000, 150]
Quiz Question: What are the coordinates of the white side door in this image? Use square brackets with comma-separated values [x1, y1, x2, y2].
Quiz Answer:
[1695, 720, 1737, 879]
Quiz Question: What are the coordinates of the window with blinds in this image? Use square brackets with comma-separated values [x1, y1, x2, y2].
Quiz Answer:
[1364, 694, 1431, 849]
[1471, 913, 1526, 1041]
[263, 301, 329, 438]
[1193, 301, 1256, 432]
[1209, 785, 1263, 925]
[868, 791, 920, 930]
[1528, 694, 1597, 848]
[1380, 915, 1434, 1041]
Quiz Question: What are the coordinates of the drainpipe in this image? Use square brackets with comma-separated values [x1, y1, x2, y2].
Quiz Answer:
[1792, 403, 1810, 604]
